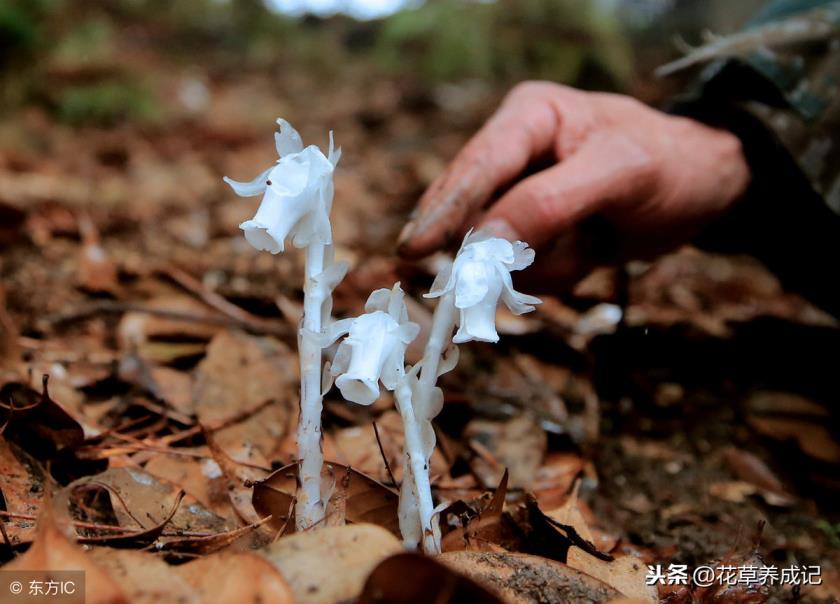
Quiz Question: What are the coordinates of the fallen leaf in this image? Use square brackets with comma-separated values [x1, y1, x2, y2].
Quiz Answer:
[5, 508, 128, 604]
[143, 449, 235, 520]
[260, 523, 402, 604]
[0, 436, 46, 545]
[193, 330, 296, 463]
[441, 470, 521, 553]
[88, 548, 199, 604]
[174, 550, 294, 604]
[440, 550, 621, 604]
[747, 415, 840, 463]
[251, 461, 400, 536]
[327, 410, 447, 484]
[358, 552, 504, 604]
[64, 467, 236, 543]
[543, 481, 618, 553]
[0, 374, 85, 459]
[465, 414, 546, 489]
[565, 549, 655, 603]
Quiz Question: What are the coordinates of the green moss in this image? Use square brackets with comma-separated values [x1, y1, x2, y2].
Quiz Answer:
[56, 79, 160, 126]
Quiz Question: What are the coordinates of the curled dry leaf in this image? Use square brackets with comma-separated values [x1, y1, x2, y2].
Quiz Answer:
[441, 470, 522, 554]
[251, 461, 400, 536]
[64, 467, 236, 542]
[174, 550, 294, 604]
[4, 508, 128, 604]
[0, 436, 46, 545]
[358, 552, 505, 604]
[0, 375, 85, 459]
[440, 551, 620, 604]
[260, 523, 402, 604]
[88, 548, 199, 604]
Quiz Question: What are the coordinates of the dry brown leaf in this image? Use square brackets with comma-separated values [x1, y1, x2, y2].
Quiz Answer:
[566, 550, 655, 603]
[441, 470, 521, 553]
[543, 482, 618, 553]
[65, 467, 236, 539]
[532, 452, 585, 509]
[465, 414, 546, 489]
[327, 410, 447, 483]
[251, 461, 400, 536]
[747, 415, 840, 463]
[174, 550, 294, 604]
[143, 449, 236, 520]
[0, 437, 46, 545]
[88, 548, 200, 604]
[193, 330, 296, 463]
[358, 552, 505, 604]
[0, 375, 85, 458]
[5, 510, 128, 604]
[440, 551, 621, 604]
[260, 523, 402, 604]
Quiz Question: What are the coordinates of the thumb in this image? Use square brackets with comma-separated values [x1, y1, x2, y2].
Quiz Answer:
[479, 134, 654, 250]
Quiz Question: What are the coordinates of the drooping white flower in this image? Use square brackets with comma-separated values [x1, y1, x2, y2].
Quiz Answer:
[223, 118, 341, 254]
[425, 230, 541, 344]
[327, 284, 420, 405]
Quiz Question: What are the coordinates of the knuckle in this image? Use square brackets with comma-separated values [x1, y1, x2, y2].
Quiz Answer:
[507, 80, 564, 102]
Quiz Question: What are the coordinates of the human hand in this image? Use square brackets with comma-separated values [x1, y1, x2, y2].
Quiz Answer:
[397, 81, 751, 289]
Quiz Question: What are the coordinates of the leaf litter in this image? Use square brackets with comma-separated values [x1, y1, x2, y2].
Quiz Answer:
[1, 7, 838, 603]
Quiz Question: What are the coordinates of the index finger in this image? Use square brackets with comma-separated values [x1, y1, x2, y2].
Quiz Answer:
[397, 82, 560, 258]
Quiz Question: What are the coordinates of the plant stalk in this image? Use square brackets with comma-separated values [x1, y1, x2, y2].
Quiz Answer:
[296, 242, 326, 530]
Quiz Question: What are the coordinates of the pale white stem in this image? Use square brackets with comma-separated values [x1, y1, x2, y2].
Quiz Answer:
[296, 242, 326, 530]
[418, 292, 457, 392]
[395, 377, 439, 554]
[396, 291, 457, 554]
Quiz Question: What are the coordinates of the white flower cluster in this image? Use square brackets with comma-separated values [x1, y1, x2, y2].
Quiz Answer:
[223, 119, 543, 552]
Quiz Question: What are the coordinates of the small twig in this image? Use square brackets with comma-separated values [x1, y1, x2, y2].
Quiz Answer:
[41, 300, 288, 337]
[0, 510, 213, 537]
[160, 265, 289, 337]
[372, 420, 397, 487]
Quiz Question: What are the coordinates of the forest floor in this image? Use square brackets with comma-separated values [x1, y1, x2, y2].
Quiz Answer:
[1, 17, 839, 604]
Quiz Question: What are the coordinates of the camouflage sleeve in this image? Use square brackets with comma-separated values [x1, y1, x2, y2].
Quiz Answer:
[663, 0, 840, 314]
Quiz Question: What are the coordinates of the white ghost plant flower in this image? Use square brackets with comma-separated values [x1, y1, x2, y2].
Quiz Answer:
[224, 118, 341, 254]
[426, 230, 541, 343]
[327, 284, 420, 406]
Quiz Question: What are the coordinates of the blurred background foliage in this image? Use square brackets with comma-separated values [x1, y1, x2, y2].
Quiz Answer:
[0, 0, 765, 126]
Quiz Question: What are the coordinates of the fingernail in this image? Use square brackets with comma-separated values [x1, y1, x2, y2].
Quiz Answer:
[480, 218, 520, 242]
[397, 220, 416, 246]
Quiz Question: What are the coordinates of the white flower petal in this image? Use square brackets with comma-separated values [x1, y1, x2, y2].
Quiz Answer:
[509, 241, 536, 271]
[453, 260, 491, 309]
[274, 118, 304, 157]
[424, 262, 453, 299]
[240, 219, 284, 254]
[222, 166, 272, 197]
[335, 374, 380, 405]
[499, 269, 541, 315]
[328, 130, 342, 167]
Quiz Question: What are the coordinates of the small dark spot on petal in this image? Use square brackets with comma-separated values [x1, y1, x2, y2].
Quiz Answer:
[266, 180, 272, 186]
